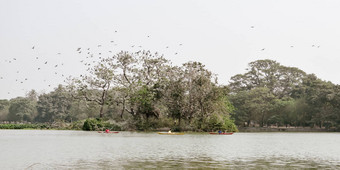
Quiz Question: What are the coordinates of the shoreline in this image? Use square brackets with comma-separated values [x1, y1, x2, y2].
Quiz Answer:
[238, 126, 333, 132]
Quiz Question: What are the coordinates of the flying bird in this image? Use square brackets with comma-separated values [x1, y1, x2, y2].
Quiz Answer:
[45, 61, 48, 64]
[77, 48, 81, 51]
[32, 46, 35, 49]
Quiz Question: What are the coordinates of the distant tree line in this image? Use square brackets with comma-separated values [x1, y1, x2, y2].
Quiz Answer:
[0, 51, 236, 132]
[229, 59, 340, 130]
[2, 55, 339, 131]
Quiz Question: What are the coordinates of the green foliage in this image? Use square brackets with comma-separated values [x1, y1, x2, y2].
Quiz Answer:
[8, 97, 36, 122]
[35, 85, 73, 123]
[0, 99, 10, 121]
[222, 117, 238, 132]
[205, 114, 238, 132]
[10, 55, 340, 132]
[134, 118, 159, 131]
[82, 118, 121, 131]
[0, 124, 46, 129]
[82, 118, 100, 131]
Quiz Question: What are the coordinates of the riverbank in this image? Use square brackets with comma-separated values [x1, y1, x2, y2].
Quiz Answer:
[238, 126, 332, 132]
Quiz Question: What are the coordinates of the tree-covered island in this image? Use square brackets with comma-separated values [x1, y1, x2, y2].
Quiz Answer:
[1, 52, 340, 132]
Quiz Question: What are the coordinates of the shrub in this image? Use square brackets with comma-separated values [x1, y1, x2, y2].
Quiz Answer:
[82, 118, 99, 131]
[82, 118, 121, 131]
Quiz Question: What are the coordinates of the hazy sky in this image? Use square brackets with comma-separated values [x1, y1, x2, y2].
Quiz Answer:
[1, 0, 340, 99]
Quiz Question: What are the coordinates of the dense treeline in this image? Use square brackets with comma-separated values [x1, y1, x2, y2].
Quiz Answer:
[0, 51, 237, 132]
[229, 59, 340, 130]
[2, 55, 340, 131]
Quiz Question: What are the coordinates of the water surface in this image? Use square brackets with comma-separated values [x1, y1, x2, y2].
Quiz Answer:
[1, 130, 340, 169]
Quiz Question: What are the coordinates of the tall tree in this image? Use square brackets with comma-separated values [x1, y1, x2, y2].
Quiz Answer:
[8, 97, 36, 122]
[36, 85, 73, 122]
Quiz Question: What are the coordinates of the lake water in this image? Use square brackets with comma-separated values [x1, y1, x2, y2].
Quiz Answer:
[1, 130, 340, 169]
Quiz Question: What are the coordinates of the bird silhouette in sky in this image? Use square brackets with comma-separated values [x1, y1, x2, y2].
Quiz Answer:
[77, 48, 81, 51]
[261, 48, 265, 51]
[32, 46, 35, 49]
[45, 61, 48, 64]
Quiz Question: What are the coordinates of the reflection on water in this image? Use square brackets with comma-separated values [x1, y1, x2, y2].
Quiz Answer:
[1, 130, 340, 169]
[26, 157, 340, 169]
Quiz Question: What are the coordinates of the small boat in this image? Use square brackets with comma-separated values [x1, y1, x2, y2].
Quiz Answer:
[158, 132, 184, 135]
[97, 131, 119, 134]
[209, 132, 234, 135]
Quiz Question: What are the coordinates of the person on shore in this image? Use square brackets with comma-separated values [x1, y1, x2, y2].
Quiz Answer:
[168, 128, 172, 133]
[105, 129, 110, 133]
[218, 130, 222, 134]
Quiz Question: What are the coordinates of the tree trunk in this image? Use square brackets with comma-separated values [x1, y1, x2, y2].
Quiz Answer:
[99, 105, 104, 118]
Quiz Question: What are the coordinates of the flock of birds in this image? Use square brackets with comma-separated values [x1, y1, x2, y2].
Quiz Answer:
[1, 26, 323, 98]
[0, 30, 186, 97]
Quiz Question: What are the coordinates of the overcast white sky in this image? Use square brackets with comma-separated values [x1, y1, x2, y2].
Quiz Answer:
[1, 0, 340, 99]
